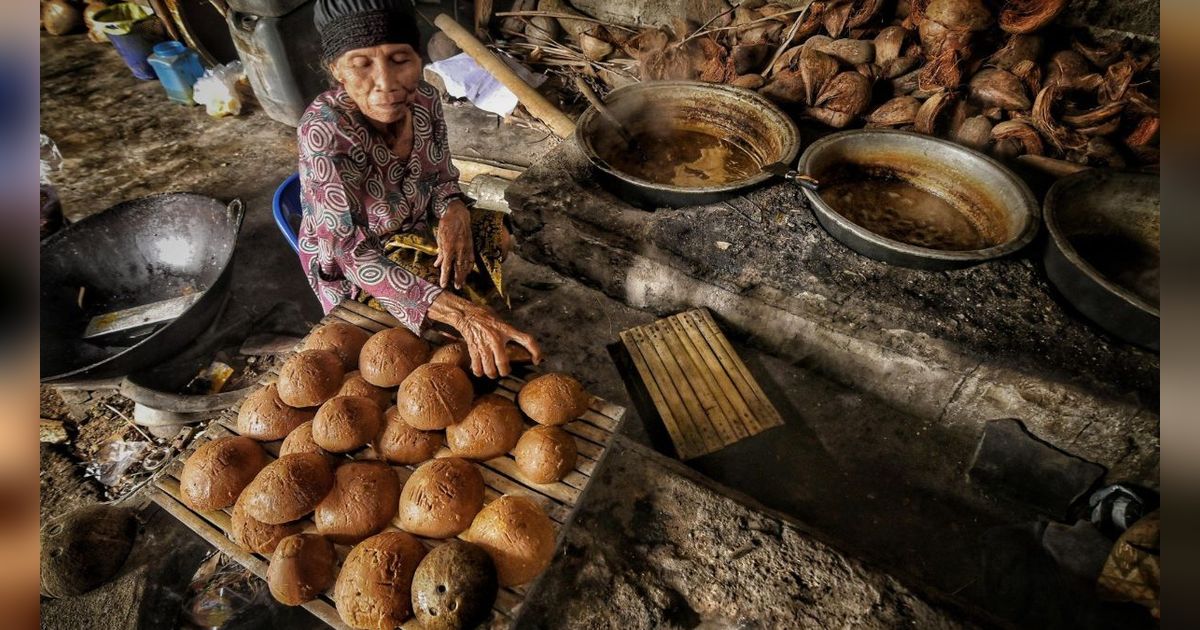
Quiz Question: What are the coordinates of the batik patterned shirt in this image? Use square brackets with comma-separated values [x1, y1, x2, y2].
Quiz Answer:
[296, 81, 462, 333]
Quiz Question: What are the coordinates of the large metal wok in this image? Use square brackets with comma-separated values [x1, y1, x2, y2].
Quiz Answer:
[41, 193, 244, 382]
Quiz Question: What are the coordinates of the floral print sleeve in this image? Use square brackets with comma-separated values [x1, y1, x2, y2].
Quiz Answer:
[296, 92, 443, 333]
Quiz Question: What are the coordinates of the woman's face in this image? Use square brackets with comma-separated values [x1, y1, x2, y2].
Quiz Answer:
[331, 43, 422, 125]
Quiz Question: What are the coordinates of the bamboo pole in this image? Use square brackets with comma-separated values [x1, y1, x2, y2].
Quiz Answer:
[434, 13, 577, 139]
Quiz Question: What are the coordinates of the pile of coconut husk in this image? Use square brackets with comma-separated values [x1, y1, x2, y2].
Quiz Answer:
[486, 0, 1159, 170]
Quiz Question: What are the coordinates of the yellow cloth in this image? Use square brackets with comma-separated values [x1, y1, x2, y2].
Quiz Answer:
[359, 207, 507, 311]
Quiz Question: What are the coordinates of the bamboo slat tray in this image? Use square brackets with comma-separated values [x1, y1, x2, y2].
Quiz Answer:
[619, 308, 782, 460]
[150, 301, 625, 629]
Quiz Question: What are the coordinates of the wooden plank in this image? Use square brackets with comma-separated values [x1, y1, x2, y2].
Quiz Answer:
[656, 318, 741, 447]
[669, 314, 760, 439]
[690, 310, 783, 431]
[328, 308, 389, 333]
[664, 315, 749, 440]
[337, 299, 400, 327]
[638, 324, 720, 456]
[619, 329, 695, 459]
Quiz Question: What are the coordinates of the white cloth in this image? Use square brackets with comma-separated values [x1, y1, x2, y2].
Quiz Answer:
[425, 53, 546, 117]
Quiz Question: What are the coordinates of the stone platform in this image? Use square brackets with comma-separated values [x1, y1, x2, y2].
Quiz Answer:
[506, 140, 1160, 485]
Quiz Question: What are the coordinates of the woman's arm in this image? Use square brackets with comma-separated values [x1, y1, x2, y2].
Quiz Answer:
[298, 114, 443, 333]
[427, 291, 543, 378]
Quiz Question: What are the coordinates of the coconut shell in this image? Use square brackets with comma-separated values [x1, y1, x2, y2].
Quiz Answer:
[359, 327, 430, 388]
[517, 373, 590, 426]
[954, 115, 994, 150]
[314, 461, 400, 545]
[463, 495, 556, 587]
[731, 74, 766, 90]
[968, 68, 1031, 111]
[277, 349, 345, 408]
[376, 405, 443, 465]
[411, 540, 498, 630]
[312, 396, 384, 454]
[279, 420, 327, 457]
[924, 0, 992, 31]
[336, 371, 392, 410]
[335, 531, 427, 629]
[865, 96, 922, 127]
[241, 453, 335, 525]
[237, 383, 315, 441]
[397, 458, 485, 539]
[394, 363, 474, 431]
[447, 394, 525, 461]
[429, 341, 471, 370]
[267, 533, 338, 606]
[180, 436, 268, 511]
[514, 426, 577, 484]
[304, 322, 370, 370]
[231, 496, 303, 554]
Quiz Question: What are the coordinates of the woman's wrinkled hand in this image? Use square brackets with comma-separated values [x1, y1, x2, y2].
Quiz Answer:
[434, 200, 474, 290]
[428, 292, 543, 378]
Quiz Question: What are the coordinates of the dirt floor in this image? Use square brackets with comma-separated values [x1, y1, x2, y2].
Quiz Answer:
[39, 23, 1157, 630]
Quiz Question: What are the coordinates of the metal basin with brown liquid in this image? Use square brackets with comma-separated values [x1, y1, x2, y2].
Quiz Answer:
[576, 81, 800, 208]
[797, 130, 1040, 270]
[1043, 170, 1159, 350]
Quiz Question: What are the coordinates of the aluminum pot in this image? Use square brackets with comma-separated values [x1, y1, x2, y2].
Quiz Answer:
[1043, 170, 1159, 350]
[575, 80, 801, 208]
[796, 129, 1040, 270]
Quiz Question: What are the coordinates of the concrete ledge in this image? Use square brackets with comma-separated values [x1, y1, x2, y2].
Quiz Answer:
[507, 142, 1158, 485]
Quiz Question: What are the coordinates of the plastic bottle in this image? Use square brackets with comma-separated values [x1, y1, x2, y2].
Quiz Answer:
[148, 41, 207, 105]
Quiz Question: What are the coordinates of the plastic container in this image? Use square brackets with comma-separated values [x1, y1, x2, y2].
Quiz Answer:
[226, 0, 326, 126]
[148, 41, 206, 104]
[92, 3, 163, 80]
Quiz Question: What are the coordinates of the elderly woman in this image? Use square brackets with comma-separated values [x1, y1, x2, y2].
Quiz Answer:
[298, 0, 541, 378]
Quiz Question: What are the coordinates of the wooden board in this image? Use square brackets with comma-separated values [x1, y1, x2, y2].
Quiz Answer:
[619, 308, 782, 460]
[152, 302, 625, 629]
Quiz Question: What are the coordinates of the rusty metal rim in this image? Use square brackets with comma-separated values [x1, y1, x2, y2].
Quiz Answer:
[1043, 170, 1159, 317]
[797, 129, 1041, 265]
[575, 80, 801, 194]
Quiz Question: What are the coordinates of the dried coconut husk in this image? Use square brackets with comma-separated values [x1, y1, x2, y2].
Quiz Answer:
[998, 0, 1067, 34]
[823, 1, 854, 38]
[891, 66, 923, 95]
[1010, 59, 1042, 96]
[770, 45, 803, 77]
[968, 67, 1030, 110]
[1074, 117, 1122, 138]
[801, 46, 841, 105]
[847, 0, 885, 29]
[626, 28, 670, 60]
[760, 73, 808, 104]
[806, 70, 872, 127]
[1031, 85, 1087, 152]
[537, 0, 593, 41]
[865, 96, 922, 127]
[1061, 101, 1125, 128]
[991, 119, 1044, 155]
[955, 115, 994, 150]
[881, 55, 921, 80]
[732, 44, 771, 75]
[987, 34, 1043, 70]
[579, 31, 613, 61]
[855, 62, 879, 81]
[1099, 55, 1139, 104]
[524, 16, 560, 45]
[924, 0, 992, 32]
[1125, 116, 1160, 146]
[919, 44, 966, 91]
[806, 35, 875, 65]
[914, 89, 956, 135]
[1126, 90, 1159, 116]
[1076, 137, 1126, 168]
[1071, 35, 1122, 68]
[731, 73, 766, 89]
[1044, 49, 1089, 86]
[759, 3, 795, 21]
[874, 26, 909, 65]
[694, 37, 737, 83]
